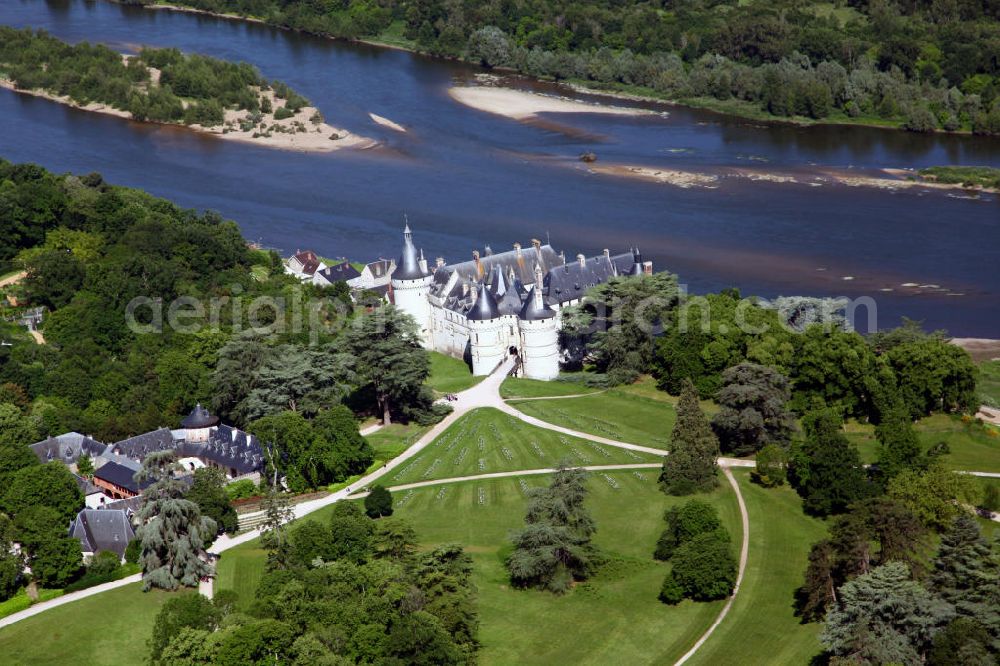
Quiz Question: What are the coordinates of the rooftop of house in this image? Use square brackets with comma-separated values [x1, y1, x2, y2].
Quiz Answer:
[30, 432, 107, 465]
[290, 249, 322, 275]
[69, 508, 136, 558]
[366, 258, 395, 278]
[317, 261, 362, 283]
[93, 461, 152, 495]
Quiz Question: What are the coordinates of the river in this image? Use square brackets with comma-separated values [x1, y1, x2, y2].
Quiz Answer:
[2, 0, 999, 335]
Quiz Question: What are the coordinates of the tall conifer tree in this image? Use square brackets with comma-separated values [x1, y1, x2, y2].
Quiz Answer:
[660, 379, 719, 495]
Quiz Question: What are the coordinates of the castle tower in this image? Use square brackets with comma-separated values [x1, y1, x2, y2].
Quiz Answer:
[466, 282, 506, 376]
[391, 223, 434, 348]
[518, 264, 559, 380]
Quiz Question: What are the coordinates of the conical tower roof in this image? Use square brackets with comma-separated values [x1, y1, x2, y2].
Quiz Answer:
[519, 285, 556, 320]
[467, 282, 500, 321]
[395, 222, 429, 280]
[181, 404, 219, 429]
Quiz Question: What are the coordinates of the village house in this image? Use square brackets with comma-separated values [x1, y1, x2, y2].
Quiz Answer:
[284, 249, 326, 279]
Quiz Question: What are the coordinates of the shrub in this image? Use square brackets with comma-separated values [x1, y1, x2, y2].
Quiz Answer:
[124, 538, 141, 564]
[87, 550, 121, 576]
[365, 485, 393, 518]
[273, 106, 294, 120]
[751, 444, 788, 487]
[659, 530, 737, 604]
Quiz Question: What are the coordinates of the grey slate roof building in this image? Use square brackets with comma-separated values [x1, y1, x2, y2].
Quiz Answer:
[30, 432, 106, 466]
[68, 509, 136, 559]
[428, 242, 642, 320]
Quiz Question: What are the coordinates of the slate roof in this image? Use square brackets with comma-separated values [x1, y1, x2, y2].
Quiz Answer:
[111, 428, 176, 460]
[543, 252, 634, 307]
[366, 258, 395, 279]
[69, 509, 135, 558]
[395, 224, 429, 280]
[74, 474, 103, 496]
[175, 424, 265, 476]
[181, 404, 219, 429]
[94, 461, 151, 494]
[317, 261, 362, 284]
[520, 286, 557, 320]
[30, 432, 107, 465]
[467, 284, 500, 321]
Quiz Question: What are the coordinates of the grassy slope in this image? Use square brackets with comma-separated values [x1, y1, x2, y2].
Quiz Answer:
[500, 376, 602, 399]
[509, 391, 674, 449]
[0, 584, 180, 665]
[686, 470, 826, 665]
[847, 414, 1000, 473]
[427, 351, 484, 395]
[979, 360, 1000, 408]
[387, 408, 660, 486]
[215, 471, 742, 665]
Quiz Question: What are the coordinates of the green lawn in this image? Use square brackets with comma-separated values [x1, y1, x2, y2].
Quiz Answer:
[979, 360, 1000, 408]
[500, 376, 602, 399]
[509, 390, 676, 449]
[427, 351, 484, 395]
[848, 414, 1000, 473]
[686, 470, 826, 665]
[387, 408, 661, 486]
[219, 470, 742, 665]
[365, 422, 428, 463]
[0, 583, 180, 665]
[213, 544, 268, 613]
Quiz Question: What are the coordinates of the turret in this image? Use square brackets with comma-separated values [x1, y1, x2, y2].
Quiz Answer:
[629, 247, 644, 276]
[466, 281, 506, 375]
[391, 223, 434, 348]
[518, 264, 559, 380]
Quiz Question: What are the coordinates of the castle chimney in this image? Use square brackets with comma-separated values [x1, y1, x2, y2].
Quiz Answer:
[577, 254, 586, 268]
[531, 239, 541, 250]
[418, 248, 428, 274]
[513, 242, 521, 258]
[435, 257, 445, 268]
[472, 250, 480, 262]
[534, 264, 545, 308]
[484, 245, 493, 256]
[462, 283, 469, 297]
[559, 250, 566, 263]
[603, 248, 610, 260]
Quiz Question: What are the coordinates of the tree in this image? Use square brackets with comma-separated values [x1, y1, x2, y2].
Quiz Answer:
[75, 454, 94, 478]
[0, 402, 38, 447]
[566, 273, 679, 384]
[751, 443, 787, 487]
[711, 362, 795, 456]
[790, 410, 869, 517]
[30, 536, 83, 588]
[0, 440, 40, 489]
[507, 463, 597, 593]
[886, 338, 978, 417]
[22, 248, 86, 310]
[654, 499, 723, 561]
[874, 402, 925, 483]
[186, 467, 238, 535]
[928, 618, 994, 666]
[930, 514, 999, 645]
[312, 405, 375, 480]
[365, 484, 394, 518]
[135, 451, 217, 591]
[660, 530, 737, 604]
[660, 379, 719, 495]
[327, 500, 374, 563]
[149, 593, 221, 665]
[342, 306, 430, 425]
[1, 462, 83, 523]
[0, 515, 22, 601]
[259, 486, 295, 571]
[888, 463, 981, 529]
[467, 26, 513, 68]
[821, 562, 952, 664]
[796, 498, 927, 622]
[247, 411, 319, 491]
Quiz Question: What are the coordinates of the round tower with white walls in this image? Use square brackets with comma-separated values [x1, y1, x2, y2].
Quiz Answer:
[466, 282, 507, 375]
[517, 264, 559, 380]
[390, 223, 434, 348]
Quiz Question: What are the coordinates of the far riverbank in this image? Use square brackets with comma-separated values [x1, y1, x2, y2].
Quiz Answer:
[126, 0, 985, 138]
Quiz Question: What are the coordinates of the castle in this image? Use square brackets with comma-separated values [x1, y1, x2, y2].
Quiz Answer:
[391, 225, 651, 380]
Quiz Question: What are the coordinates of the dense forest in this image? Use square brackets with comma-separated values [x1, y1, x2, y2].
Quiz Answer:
[0, 27, 311, 126]
[123, 0, 1000, 133]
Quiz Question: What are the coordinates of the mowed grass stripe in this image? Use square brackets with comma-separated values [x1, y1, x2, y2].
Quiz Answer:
[388, 408, 660, 486]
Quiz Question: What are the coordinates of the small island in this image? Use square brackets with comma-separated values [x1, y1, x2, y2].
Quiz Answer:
[0, 27, 373, 152]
